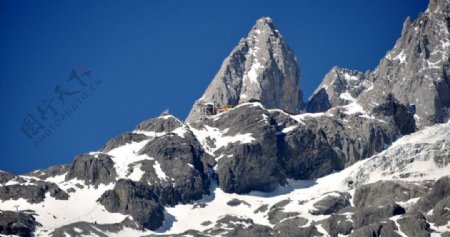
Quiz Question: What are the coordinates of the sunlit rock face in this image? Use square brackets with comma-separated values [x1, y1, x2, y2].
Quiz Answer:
[186, 17, 302, 123]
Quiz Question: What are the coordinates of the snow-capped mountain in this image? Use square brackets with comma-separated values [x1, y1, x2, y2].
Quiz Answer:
[308, 0, 450, 128]
[1, 0, 450, 237]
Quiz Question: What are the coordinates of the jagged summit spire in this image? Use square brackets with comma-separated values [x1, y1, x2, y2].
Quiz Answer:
[256, 16, 273, 24]
[185, 17, 302, 123]
[247, 17, 282, 42]
[251, 17, 276, 32]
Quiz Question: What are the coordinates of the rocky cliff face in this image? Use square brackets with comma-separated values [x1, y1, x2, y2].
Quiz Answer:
[188, 102, 400, 194]
[359, 0, 450, 128]
[306, 67, 373, 113]
[1, 1, 450, 236]
[308, 0, 450, 129]
[185, 17, 302, 123]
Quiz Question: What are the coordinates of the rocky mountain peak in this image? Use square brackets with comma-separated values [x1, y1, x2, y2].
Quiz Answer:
[248, 17, 279, 38]
[356, 0, 450, 128]
[252, 17, 275, 30]
[306, 66, 372, 113]
[307, 0, 450, 127]
[185, 17, 302, 123]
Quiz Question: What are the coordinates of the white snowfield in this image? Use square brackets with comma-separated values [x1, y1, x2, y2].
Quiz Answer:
[189, 125, 256, 156]
[1, 120, 449, 236]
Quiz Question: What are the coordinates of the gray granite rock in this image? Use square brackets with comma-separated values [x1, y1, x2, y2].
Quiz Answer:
[190, 102, 399, 194]
[370, 93, 416, 135]
[136, 115, 183, 133]
[397, 212, 431, 237]
[65, 153, 117, 185]
[273, 219, 318, 237]
[49, 219, 138, 237]
[428, 196, 450, 226]
[186, 17, 302, 123]
[278, 111, 398, 180]
[357, 0, 450, 128]
[310, 192, 351, 215]
[26, 164, 69, 180]
[0, 181, 68, 203]
[0, 171, 16, 184]
[267, 199, 299, 225]
[97, 179, 164, 230]
[352, 203, 405, 229]
[0, 210, 40, 237]
[226, 198, 250, 207]
[414, 176, 450, 213]
[350, 220, 402, 237]
[100, 132, 148, 152]
[254, 204, 269, 214]
[205, 104, 285, 193]
[353, 180, 428, 208]
[225, 225, 274, 237]
[320, 215, 353, 237]
[305, 87, 331, 113]
[137, 128, 212, 204]
[307, 67, 372, 112]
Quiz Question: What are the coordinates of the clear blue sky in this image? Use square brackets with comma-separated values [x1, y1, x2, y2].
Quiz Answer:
[0, 0, 427, 174]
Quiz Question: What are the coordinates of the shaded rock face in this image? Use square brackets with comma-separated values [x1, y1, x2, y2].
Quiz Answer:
[357, 0, 450, 128]
[0, 210, 40, 237]
[353, 180, 429, 208]
[65, 153, 117, 185]
[217, 141, 283, 194]
[320, 215, 353, 237]
[154, 215, 263, 237]
[190, 103, 399, 194]
[371, 93, 417, 135]
[267, 199, 299, 225]
[138, 129, 212, 204]
[101, 132, 148, 153]
[273, 221, 322, 237]
[49, 220, 137, 237]
[149, 215, 319, 237]
[226, 198, 250, 207]
[277, 119, 343, 180]
[397, 212, 431, 237]
[26, 164, 69, 180]
[278, 112, 398, 179]
[195, 104, 285, 193]
[186, 17, 302, 123]
[136, 115, 183, 133]
[307, 67, 372, 112]
[352, 203, 405, 229]
[311, 192, 351, 215]
[414, 176, 450, 213]
[305, 88, 331, 113]
[0, 181, 68, 203]
[429, 196, 450, 225]
[97, 124, 214, 231]
[225, 225, 274, 237]
[0, 171, 16, 184]
[349, 220, 401, 237]
[98, 179, 164, 230]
